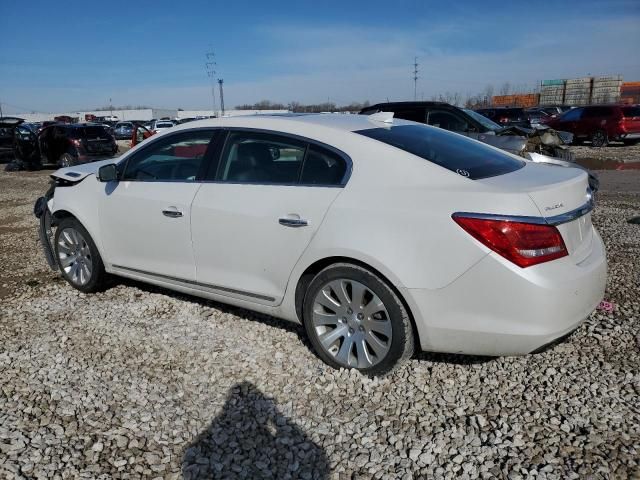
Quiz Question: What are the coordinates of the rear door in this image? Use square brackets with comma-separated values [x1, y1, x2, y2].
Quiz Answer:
[191, 129, 349, 305]
[99, 129, 219, 280]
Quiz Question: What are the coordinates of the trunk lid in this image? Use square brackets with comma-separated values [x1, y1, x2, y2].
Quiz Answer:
[480, 162, 594, 263]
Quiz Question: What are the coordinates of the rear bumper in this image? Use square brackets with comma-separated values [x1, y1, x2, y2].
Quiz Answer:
[404, 227, 607, 356]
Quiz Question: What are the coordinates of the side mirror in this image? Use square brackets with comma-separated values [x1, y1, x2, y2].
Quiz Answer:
[98, 163, 118, 182]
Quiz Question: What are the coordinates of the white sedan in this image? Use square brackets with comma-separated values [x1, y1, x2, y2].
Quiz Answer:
[34, 113, 606, 375]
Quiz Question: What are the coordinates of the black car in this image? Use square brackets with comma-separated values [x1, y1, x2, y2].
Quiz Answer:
[0, 117, 25, 162]
[35, 124, 118, 167]
[360, 102, 533, 155]
[474, 107, 531, 128]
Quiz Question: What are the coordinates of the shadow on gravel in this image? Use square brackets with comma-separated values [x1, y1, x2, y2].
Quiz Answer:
[182, 382, 329, 479]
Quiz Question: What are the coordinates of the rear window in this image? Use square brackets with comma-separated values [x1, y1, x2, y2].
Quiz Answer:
[622, 107, 640, 117]
[82, 126, 110, 138]
[156, 122, 173, 128]
[355, 124, 525, 180]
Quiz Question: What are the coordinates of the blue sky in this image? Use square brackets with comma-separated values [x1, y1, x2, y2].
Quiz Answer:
[1, 0, 639, 113]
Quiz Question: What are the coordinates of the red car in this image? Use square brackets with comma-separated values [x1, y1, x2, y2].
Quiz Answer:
[546, 105, 640, 147]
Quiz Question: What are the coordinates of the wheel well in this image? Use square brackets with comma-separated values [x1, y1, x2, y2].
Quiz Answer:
[294, 256, 421, 348]
[51, 209, 75, 225]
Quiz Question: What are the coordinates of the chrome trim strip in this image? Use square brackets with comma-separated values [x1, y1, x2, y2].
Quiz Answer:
[111, 264, 276, 302]
[452, 199, 594, 226]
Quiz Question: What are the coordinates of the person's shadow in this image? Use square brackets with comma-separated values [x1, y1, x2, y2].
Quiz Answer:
[182, 382, 329, 479]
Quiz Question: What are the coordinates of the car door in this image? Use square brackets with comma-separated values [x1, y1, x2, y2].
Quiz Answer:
[191, 129, 350, 305]
[99, 128, 219, 280]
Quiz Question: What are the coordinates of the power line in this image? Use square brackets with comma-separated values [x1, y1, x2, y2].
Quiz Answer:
[413, 57, 419, 101]
[205, 48, 217, 115]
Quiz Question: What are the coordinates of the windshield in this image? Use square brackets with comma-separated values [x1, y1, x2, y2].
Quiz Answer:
[356, 124, 524, 180]
[462, 108, 503, 132]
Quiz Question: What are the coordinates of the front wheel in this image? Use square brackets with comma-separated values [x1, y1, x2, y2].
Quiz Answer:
[54, 217, 108, 293]
[303, 263, 414, 376]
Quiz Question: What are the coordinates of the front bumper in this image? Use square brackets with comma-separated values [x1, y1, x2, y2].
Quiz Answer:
[403, 227, 607, 356]
[34, 193, 58, 271]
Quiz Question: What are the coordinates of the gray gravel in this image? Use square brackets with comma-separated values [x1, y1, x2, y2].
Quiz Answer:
[0, 169, 639, 479]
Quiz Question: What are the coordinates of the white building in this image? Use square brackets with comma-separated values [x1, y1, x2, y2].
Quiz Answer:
[15, 108, 290, 123]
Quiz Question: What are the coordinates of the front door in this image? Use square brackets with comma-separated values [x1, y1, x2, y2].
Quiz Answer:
[99, 129, 218, 280]
[191, 130, 349, 305]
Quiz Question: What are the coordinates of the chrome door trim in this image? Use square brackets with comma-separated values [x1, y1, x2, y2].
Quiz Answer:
[111, 264, 276, 302]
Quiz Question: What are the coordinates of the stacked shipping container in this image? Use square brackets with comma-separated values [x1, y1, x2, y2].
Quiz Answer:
[564, 77, 592, 106]
[620, 82, 640, 104]
[491, 94, 539, 107]
[540, 79, 566, 105]
[591, 75, 623, 104]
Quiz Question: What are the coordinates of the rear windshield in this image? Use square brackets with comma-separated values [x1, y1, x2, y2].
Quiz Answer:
[356, 124, 525, 180]
[622, 106, 640, 117]
[68, 126, 110, 139]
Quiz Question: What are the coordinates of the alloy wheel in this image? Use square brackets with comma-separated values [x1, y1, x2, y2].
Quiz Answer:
[57, 227, 93, 286]
[311, 279, 392, 368]
[591, 131, 607, 147]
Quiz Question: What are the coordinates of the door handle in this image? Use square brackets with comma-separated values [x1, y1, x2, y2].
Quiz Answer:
[162, 207, 183, 218]
[279, 216, 308, 227]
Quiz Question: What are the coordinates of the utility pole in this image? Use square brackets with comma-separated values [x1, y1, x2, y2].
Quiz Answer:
[412, 57, 419, 101]
[217, 79, 225, 116]
[109, 98, 113, 119]
[205, 48, 217, 116]
[0, 100, 3, 118]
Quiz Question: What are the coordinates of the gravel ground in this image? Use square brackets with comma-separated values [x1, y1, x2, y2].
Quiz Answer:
[0, 168, 639, 479]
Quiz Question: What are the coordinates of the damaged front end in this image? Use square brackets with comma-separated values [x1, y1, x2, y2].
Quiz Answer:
[33, 180, 58, 270]
[496, 126, 576, 162]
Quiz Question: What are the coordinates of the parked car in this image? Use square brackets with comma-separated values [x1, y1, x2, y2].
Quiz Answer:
[34, 114, 606, 375]
[113, 122, 135, 140]
[0, 117, 24, 162]
[529, 106, 572, 118]
[151, 120, 175, 133]
[474, 107, 531, 128]
[360, 102, 575, 161]
[545, 105, 640, 147]
[524, 109, 551, 129]
[36, 124, 118, 167]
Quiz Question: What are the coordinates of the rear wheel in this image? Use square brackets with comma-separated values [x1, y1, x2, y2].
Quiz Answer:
[303, 263, 414, 376]
[54, 217, 108, 293]
[591, 130, 608, 147]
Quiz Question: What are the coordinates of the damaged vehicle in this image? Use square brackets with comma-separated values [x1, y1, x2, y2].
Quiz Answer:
[34, 114, 606, 375]
[360, 102, 597, 191]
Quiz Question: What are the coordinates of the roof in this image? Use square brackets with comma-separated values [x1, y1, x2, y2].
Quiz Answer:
[172, 113, 415, 134]
[362, 101, 450, 111]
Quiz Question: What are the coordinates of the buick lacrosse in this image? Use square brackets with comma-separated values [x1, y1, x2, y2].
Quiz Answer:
[35, 113, 606, 375]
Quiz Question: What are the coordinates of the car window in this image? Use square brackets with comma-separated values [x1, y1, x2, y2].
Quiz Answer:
[392, 109, 426, 123]
[560, 108, 582, 121]
[622, 106, 640, 117]
[217, 131, 307, 184]
[426, 110, 469, 132]
[122, 130, 215, 182]
[300, 145, 347, 185]
[356, 124, 524, 180]
[584, 107, 613, 118]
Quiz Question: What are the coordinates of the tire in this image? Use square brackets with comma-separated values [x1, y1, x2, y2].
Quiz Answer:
[59, 152, 76, 167]
[591, 130, 608, 148]
[302, 263, 414, 376]
[54, 217, 108, 293]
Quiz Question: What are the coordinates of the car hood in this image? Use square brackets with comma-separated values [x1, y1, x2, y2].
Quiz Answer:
[51, 158, 117, 182]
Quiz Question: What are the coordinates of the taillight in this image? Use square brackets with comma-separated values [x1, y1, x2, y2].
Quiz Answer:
[71, 139, 82, 146]
[452, 215, 568, 268]
[499, 117, 509, 123]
